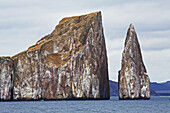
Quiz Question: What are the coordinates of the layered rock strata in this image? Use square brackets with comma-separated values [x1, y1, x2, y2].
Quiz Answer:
[118, 24, 150, 100]
[0, 11, 110, 100]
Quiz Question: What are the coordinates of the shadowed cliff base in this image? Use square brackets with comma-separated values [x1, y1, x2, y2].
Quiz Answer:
[0, 97, 110, 102]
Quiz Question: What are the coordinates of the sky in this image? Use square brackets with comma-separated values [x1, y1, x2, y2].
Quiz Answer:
[0, 0, 170, 82]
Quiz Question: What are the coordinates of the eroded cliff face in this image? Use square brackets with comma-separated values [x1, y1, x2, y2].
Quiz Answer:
[0, 11, 110, 100]
[0, 57, 13, 100]
[118, 24, 150, 100]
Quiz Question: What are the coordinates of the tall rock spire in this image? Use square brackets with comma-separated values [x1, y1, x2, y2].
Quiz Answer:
[118, 24, 150, 100]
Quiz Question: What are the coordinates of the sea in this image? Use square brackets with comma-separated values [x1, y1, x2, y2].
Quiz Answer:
[0, 96, 170, 113]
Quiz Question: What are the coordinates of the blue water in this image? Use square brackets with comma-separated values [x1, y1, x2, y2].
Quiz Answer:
[0, 96, 170, 113]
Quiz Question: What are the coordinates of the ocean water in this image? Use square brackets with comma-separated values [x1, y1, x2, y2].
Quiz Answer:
[0, 96, 170, 113]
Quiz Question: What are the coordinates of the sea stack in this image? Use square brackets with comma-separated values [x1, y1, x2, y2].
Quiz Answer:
[118, 24, 150, 100]
[0, 11, 110, 101]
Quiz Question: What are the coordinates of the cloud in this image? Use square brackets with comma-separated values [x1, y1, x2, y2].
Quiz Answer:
[140, 37, 170, 50]
[105, 38, 123, 81]
[106, 37, 170, 82]
[0, 0, 170, 82]
[143, 49, 170, 82]
[102, 0, 170, 39]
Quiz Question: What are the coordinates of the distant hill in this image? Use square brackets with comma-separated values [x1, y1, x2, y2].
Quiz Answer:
[151, 81, 170, 96]
[109, 80, 118, 96]
[109, 80, 170, 96]
[151, 81, 170, 91]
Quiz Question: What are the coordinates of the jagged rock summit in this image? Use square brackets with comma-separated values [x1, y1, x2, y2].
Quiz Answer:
[118, 24, 150, 100]
[0, 11, 110, 101]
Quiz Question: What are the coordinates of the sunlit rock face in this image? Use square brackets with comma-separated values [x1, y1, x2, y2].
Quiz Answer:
[0, 57, 13, 100]
[118, 24, 150, 100]
[10, 11, 109, 100]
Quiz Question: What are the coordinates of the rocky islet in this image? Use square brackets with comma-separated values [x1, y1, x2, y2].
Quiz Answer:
[0, 12, 150, 101]
[118, 24, 150, 100]
[0, 11, 110, 101]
